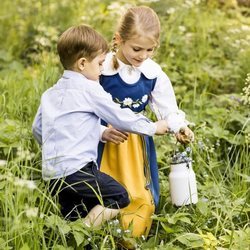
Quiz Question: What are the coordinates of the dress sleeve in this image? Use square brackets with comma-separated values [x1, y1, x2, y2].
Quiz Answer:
[149, 70, 189, 133]
[32, 105, 43, 145]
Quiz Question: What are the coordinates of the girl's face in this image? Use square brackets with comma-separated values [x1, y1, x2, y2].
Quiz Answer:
[117, 35, 157, 67]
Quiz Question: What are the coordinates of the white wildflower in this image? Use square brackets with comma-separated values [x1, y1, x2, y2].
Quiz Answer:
[25, 207, 38, 218]
[179, 26, 187, 33]
[26, 180, 37, 190]
[14, 178, 36, 190]
[14, 178, 26, 187]
[167, 7, 176, 14]
[114, 219, 119, 224]
[116, 228, 122, 234]
[241, 25, 250, 31]
[0, 160, 7, 167]
[170, 51, 175, 58]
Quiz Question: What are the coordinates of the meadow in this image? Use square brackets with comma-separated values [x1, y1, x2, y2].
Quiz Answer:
[0, 0, 249, 249]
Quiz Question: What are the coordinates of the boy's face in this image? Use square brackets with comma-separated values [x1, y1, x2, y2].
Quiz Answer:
[117, 35, 156, 67]
[83, 53, 106, 81]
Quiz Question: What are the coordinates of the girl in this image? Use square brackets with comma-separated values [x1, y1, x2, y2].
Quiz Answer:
[98, 6, 194, 237]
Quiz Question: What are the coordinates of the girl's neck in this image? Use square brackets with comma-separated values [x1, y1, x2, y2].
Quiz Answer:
[116, 50, 131, 66]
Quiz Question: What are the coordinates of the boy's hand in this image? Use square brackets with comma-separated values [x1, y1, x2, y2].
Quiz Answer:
[102, 128, 129, 144]
[175, 127, 194, 144]
[155, 120, 169, 135]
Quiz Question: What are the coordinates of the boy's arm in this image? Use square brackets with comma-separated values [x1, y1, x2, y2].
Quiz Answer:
[32, 105, 42, 145]
[87, 85, 167, 136]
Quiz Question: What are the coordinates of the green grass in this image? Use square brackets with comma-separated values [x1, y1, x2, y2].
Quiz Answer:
[0, 0, 249, 249]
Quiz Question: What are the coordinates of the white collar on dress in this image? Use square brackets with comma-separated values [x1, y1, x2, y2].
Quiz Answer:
[102, 52, 161, 79]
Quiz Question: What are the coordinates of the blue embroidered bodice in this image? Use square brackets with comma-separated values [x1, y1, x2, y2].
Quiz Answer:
[100, 73, 157, 113]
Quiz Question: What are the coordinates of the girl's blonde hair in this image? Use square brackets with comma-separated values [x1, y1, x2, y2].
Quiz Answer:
[112, 6, 161, 69]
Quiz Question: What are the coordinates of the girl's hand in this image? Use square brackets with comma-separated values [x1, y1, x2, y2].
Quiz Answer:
[102, 128, 129, 144]
[175, 127, 194, 144]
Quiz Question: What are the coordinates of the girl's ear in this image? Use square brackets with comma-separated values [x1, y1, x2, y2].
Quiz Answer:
[77, 57, 86, 71]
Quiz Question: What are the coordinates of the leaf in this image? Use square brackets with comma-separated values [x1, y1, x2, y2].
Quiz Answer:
[20, 243, 30, 250]
[176, 233, 204, 248]
[160, 222, 176, 233]
[72, 231, 87, 247]
[45, 214, 71, 235]
[196, 200, 208, 215]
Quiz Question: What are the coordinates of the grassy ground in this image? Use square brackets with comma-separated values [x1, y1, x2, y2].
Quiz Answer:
[0, 0, 249, 249]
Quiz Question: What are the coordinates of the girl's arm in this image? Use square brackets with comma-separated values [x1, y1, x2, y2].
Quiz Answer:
[149, 70, 189, 133]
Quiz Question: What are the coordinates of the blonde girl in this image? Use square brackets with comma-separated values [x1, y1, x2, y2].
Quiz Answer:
[98, 6, 194, 237]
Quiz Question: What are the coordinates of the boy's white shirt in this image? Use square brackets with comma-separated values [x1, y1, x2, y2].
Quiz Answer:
[101, 52, 188, 133]
[32, 70, 157, 180]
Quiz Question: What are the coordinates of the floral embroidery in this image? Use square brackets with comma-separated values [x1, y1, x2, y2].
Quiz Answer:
[114, 94, 148, 109]
[123, 97, 133, 106]
[132, 103, 140, 108]
[142, 94, 148, 103]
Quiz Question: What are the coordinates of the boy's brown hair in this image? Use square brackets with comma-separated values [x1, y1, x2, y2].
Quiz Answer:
[57, 24, 109, 69]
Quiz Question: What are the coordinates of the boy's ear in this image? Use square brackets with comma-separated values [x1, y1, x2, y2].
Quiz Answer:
[114, 32, 122, 45]
[77, 57, 86, 71]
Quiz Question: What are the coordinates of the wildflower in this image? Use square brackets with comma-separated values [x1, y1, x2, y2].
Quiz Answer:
[14, 179, 26, 188]
[14, 178, 37, 190]
[197, 140, 205, 149]
[169, 51, 175, 58]
[25, 207, 38, 218]
[166, 7, 176, 14]
[241, 73, 250, 106]
[113, 219, 119, 225]
[116, 228, 122, 234]
[198, 231, 218, 248]
[141, 235, 146, 241]
[178, 26, 186, 33]
[26, 180, 37, 190]
[0, 160, 7, 167]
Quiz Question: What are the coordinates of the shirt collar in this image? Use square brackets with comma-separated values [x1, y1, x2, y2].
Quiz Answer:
[62, 70, 87, 81]
[102, 52, 161, 79]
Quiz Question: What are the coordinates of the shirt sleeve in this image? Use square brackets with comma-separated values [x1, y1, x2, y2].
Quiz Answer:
[86, 85, 157, 136]
[100, 125, 107, 142]
[149, 70, 189, 133]
[32, 105, 42, 145]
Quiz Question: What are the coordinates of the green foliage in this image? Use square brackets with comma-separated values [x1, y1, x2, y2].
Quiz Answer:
[0, 0, 249, 249]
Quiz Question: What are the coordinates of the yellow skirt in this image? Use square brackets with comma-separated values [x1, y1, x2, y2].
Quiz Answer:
[100, 133, 155, 237]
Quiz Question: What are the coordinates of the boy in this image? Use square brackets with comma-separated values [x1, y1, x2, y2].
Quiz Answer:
[32, 24, 168, 227]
